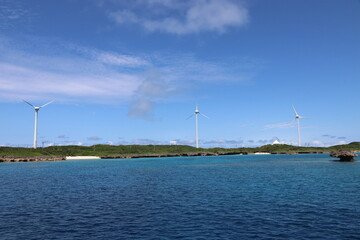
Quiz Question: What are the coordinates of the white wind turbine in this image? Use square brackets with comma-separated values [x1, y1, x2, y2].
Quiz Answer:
[292, 105, 304, 147]
[23, 100, 53, 149]
[187, 105, 209, 148]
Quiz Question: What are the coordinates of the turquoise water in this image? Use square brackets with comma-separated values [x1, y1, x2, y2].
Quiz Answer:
[0, 154, 359, 239]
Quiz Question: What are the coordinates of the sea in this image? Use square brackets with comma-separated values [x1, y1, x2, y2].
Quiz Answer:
[0, 154, 359, 239]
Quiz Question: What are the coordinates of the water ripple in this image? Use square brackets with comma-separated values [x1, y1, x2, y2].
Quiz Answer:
[0, 154, 359, 239]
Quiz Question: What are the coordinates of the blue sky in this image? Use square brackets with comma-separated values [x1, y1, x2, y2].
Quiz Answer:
[0, 0, 359, 148]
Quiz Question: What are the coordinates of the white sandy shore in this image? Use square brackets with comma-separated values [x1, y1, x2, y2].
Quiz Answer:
[66, 156, 101, 160]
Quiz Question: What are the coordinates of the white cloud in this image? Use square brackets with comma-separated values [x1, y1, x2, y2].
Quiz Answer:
[0, 39, 149, 103]
[0, 62, 140, 103]
[0, 37, 256, 111]
[310, 140, 326, 147]
[303, 140, 348, 148]
[96, 52, 148, 67]
[263, 121, 296, 129]
[170, 139, 195, 146]
[336, 140, 347, 145]
[109, 0, 249, 34]
[68, 45, 149, 67]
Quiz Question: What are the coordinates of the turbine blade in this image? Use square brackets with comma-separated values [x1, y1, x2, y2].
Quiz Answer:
[292, 105, 298, 116]
[200, 113, 209, 119]
[23, 99, 35, 108]
[186, 114, 195, 120]
[40, 100, 54, 108]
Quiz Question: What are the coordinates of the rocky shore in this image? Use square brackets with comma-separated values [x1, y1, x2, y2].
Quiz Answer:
[100, 151, 329, 159]
[100, 152, 234, 159]
[0, 156, 65, 163]
[0, 151, 340, 163]
[330, 150, 358, 162]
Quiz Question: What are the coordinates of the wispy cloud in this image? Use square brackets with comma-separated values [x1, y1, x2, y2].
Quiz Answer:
[96, 52, 149, 67]
[128, 70, 178, 120]
[0, 39, 147, 103]
[57, 135, 69, 139]
[204, 139, 244, 145]
[0, 62, 140, 102]
[307, 140, 346, 148]
[109, 0, 249, 34]
[153, 54, 255, 83]
[257, 139, 272, 144]
[263, 121, 296, 130]
[322, 134, 346, 140]
[87, 136, 102, 141]
[336, 140, 347, 145]
[67, 45, 150, 68]
[0, 0, 32, 30]
[0, 36, 258, 122]
[132, 139, 163, 145]
[168, 139, 195, 146]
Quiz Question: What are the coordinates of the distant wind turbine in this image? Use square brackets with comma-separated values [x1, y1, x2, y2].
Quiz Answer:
[23, 100, 53, 149]
[292, 105, 304, 147]
[187, 105, 209, 148]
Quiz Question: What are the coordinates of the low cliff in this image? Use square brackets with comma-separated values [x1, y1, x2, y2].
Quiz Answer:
[0, 156, 65, 162]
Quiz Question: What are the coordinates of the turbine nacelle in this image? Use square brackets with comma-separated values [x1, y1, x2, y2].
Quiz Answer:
[195, 105, 200, 114]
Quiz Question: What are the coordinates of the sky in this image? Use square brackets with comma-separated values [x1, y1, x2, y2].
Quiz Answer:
[0, 0, 359, 148]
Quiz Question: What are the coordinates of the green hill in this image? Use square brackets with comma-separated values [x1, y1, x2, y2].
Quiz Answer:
[1, 142, 359, 157]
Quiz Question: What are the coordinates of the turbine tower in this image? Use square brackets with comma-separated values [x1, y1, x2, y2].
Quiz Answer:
[187, 105, 209, 148]
[292, 105, 304, 147]
[23, 100, 53, 149]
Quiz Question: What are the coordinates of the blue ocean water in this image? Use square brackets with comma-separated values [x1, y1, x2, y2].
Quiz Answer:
[0, 154, 359, 239]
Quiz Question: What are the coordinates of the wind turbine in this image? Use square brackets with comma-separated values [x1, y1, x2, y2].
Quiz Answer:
[187, 105, 209, 148]
[23, 100, 53, 149]
[292, 105, 304, 147]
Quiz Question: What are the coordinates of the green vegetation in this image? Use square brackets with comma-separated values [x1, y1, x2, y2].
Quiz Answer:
[0, 145, 201, 157]
[1, 142, 359, 157]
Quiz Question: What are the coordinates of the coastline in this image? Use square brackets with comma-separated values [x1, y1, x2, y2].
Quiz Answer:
[0, 151, 352, 163]
[0, 156, 65, 163]
[1, 143, 359, 163]
[99, 151, 330, 159]
[66, 156, 101, 160]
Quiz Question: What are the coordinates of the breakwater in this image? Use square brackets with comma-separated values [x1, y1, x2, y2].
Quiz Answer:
[0, 156, 65, 162]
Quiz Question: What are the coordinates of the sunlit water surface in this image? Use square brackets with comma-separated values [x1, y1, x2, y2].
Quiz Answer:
[0, 154, 359, 239]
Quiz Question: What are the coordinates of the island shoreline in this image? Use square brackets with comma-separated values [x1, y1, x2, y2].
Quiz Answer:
[0, 151, 335, 163]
